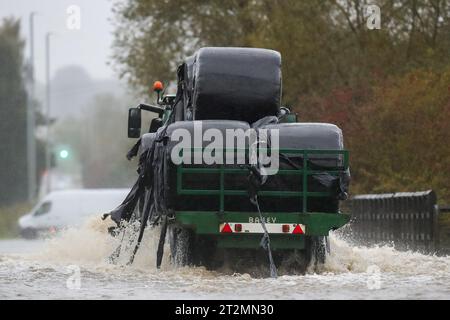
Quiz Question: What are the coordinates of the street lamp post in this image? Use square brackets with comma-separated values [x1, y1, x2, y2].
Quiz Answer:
[27, 12, 37, 202]
[45, 32, 53, 194]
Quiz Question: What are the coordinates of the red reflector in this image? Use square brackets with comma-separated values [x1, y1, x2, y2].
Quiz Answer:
[292, 224, 304, 234]
[234, 224, 242, 232]
[282, 224, 290, 233]
[221, 223, 233, 233]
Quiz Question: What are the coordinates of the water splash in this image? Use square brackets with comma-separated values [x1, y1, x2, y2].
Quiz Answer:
[28, 217, 450, 278]
[30, 216, 171, 272]
[324, 233, 450, 276]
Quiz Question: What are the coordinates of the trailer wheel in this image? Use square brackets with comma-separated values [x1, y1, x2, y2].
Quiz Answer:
[169, 226, 195, 267]
[20, 228, 37, 239]
[278, 249, 310, 275]
[306, 236, 329, 271]
[194, 236, 221, 269]
[168, 226, 220, 269]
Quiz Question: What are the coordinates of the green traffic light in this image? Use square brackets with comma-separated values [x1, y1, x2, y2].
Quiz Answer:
[59, 150, 69, 159]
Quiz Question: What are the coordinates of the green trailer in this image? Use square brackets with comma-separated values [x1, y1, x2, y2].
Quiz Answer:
[167, 147, 350, 272]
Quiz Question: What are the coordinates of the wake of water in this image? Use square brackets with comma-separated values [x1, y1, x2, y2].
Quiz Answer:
[30, 216, 450, 278]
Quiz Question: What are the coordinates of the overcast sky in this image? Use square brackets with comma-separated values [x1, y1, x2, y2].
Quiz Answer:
[0, 0, 118, 82]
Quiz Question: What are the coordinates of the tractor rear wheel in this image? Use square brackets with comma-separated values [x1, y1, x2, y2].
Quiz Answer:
[169, 226, 195, 267]
[169, 226, 220, 269]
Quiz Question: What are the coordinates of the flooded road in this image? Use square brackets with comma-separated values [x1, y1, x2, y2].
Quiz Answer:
[0, 218, 449, 300]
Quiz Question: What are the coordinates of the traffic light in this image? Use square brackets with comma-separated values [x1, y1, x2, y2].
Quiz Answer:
[59, 149, 69, 159]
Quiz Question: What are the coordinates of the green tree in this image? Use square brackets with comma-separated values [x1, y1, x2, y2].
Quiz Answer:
[352, 68, 450, 201]
[0, 19, 27, 206]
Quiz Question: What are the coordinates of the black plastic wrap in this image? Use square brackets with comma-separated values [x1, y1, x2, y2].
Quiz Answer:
[192, 47, 282, 123]
[139, 133, 157, 156]
[262, 123, 345, 167]
[165, 120, 252, 212]
[257, 123, 350, 213]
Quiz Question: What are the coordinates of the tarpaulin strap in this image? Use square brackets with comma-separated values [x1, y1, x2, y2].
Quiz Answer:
[250, 115, 279, 128]
[108, 173, 146, 225]
[127, 187, 153, 265]
[254, 194, 278, 279]
[127, 138, 142, 160]
[336, 169, 351, 200]
[246, 120, 278, 278]
[156, 215, 168, 269]
[279, 154, 350, 201]
[248, 166, 278, 278]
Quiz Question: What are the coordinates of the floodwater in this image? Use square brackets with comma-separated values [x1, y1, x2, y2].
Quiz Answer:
[0, 217, 449, 300]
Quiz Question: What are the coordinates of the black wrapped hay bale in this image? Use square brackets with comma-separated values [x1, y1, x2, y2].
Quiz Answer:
[192, 47, 282, 123]
[164, 120, 252, 212]
[257, 123, 348, 213]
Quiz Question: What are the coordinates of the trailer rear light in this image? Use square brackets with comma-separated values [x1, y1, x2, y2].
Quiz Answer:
[234, 224, 242, 232]
[282, 224, 290, 233]
[292, 224, 304, 234]
[221, 223, 233, 233]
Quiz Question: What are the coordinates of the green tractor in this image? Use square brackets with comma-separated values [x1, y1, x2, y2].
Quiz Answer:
[110, 47, 350, 276]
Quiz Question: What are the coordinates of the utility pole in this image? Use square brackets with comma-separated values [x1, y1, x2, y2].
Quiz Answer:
[45, 32, 53, 194]
[27, 12, 37, 202]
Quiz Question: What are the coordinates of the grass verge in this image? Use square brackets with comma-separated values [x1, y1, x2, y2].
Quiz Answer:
[0, 203, 31, 239]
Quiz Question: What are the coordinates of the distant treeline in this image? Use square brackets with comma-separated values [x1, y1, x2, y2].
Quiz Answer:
[113, 0, 450, 203]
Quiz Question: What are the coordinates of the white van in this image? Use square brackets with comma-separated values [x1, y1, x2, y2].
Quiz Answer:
[18, 189, 129, 238]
